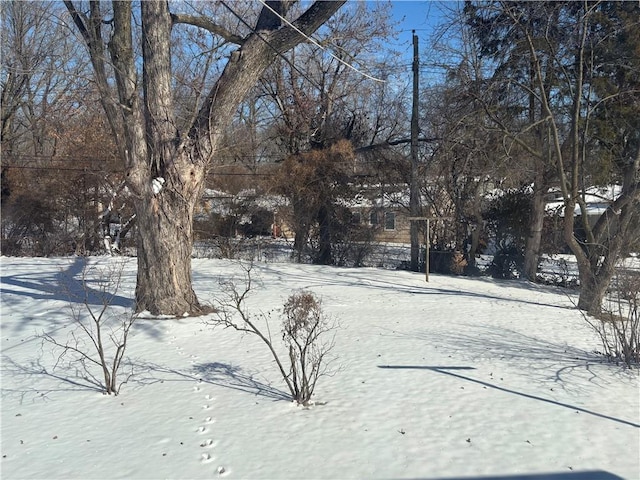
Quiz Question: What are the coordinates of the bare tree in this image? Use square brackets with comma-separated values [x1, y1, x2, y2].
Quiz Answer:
[255, 2, 401, 262]
[585, 269, 640, 368]
[457, 2, 565, 280]
[62, 0, 345, 315]
[1, 0, 88, 156]
[463, 1, 639, 310]
[511, 2, 639, 313]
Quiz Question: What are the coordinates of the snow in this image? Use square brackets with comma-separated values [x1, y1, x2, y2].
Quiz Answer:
[152, 177, 165, 194]
[1, 256, 638, 479]
[545, 185, 623, 218]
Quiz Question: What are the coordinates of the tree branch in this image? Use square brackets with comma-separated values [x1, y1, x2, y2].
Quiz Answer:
[187, 0, 345, 158]
[62, 0, 90, 43]
[268, 1, 347, 54]
[171, 13, 244, 45]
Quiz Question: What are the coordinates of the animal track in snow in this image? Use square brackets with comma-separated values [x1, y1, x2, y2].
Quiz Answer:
[200, 452, 214, 464]
[193, 388, 222, 470]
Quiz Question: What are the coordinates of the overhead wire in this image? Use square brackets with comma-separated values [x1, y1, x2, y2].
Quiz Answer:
[254, 0, 386, 83]
[218, 0, 323, 92]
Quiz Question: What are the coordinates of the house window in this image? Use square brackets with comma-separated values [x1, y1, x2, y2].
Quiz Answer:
[351, 212, 361, 224]
[384, 211, 395, 230]
[369, 211, 378, 225]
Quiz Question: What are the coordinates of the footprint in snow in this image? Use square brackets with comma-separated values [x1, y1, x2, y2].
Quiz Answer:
[200, 439, 215, 448]
[194, 391, 221, 470]
[200, 452, 214, 464]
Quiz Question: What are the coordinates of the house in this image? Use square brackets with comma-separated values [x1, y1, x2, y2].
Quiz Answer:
[197, 184, 417, 245]
[544, 185, 622, 223]
[340, 187, 413, 244]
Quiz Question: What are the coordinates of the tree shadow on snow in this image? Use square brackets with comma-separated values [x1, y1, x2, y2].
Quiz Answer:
[378, 324, 623, 391]
[252, 263, 574, 311]
[377, 365, 639, 429]
[1, 353, 107, 402]
[424, 325, 628, 387]
[194, 362, 291, 401]
[130, 360, 290, 401]
[1, 256, 133, 308]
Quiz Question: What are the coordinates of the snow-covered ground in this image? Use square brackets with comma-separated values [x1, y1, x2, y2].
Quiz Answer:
[1, 256, 638, 479]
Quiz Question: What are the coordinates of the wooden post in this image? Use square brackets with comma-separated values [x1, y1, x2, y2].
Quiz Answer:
[408, 216, 453, 282]
[425, 218, 430, 282]
[408, 216, 430, 282]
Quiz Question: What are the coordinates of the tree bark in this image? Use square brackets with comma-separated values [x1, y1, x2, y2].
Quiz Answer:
[523, 172, 546, 281]
[134, 190, 201, 315]
[316, 204, 332, 265]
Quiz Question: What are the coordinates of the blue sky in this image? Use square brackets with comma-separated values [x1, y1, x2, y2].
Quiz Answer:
[386, 1, 455, 83]
[390, 1, 450, 51]
[391, 1, 446, 34]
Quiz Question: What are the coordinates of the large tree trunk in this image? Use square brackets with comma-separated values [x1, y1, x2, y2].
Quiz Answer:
[576, 176, 640, 313]
[133, 189, 203, 315]
[576, 265, 609, 314]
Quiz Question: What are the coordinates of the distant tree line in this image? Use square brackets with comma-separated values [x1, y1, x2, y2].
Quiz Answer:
[1, 0, 638, 315]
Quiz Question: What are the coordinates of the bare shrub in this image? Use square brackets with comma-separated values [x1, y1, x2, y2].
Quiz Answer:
[209, 263, 337, 405]
[585, 270, 640, 368]
[41, 259, 136, 394]
[282, 291, 335, 403]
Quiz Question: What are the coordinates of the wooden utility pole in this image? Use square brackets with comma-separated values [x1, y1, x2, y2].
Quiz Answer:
[410, 30, 421, 272]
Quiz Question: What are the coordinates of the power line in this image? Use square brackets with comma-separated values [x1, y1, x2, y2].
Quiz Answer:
[254, 0, 385, 83]
[0, 164, 280, 176]
[219, 1, 323, 93]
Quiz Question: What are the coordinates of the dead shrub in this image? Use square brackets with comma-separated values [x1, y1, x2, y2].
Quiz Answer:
[209, 262, 337, 405]
[41, 259, 136, 394]
[585, 270, 639, 368]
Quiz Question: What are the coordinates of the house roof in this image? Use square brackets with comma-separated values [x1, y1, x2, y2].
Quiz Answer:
[545, 185, 622, 217]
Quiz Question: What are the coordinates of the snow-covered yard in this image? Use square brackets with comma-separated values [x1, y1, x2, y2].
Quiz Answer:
[1, 256, 638, 479]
